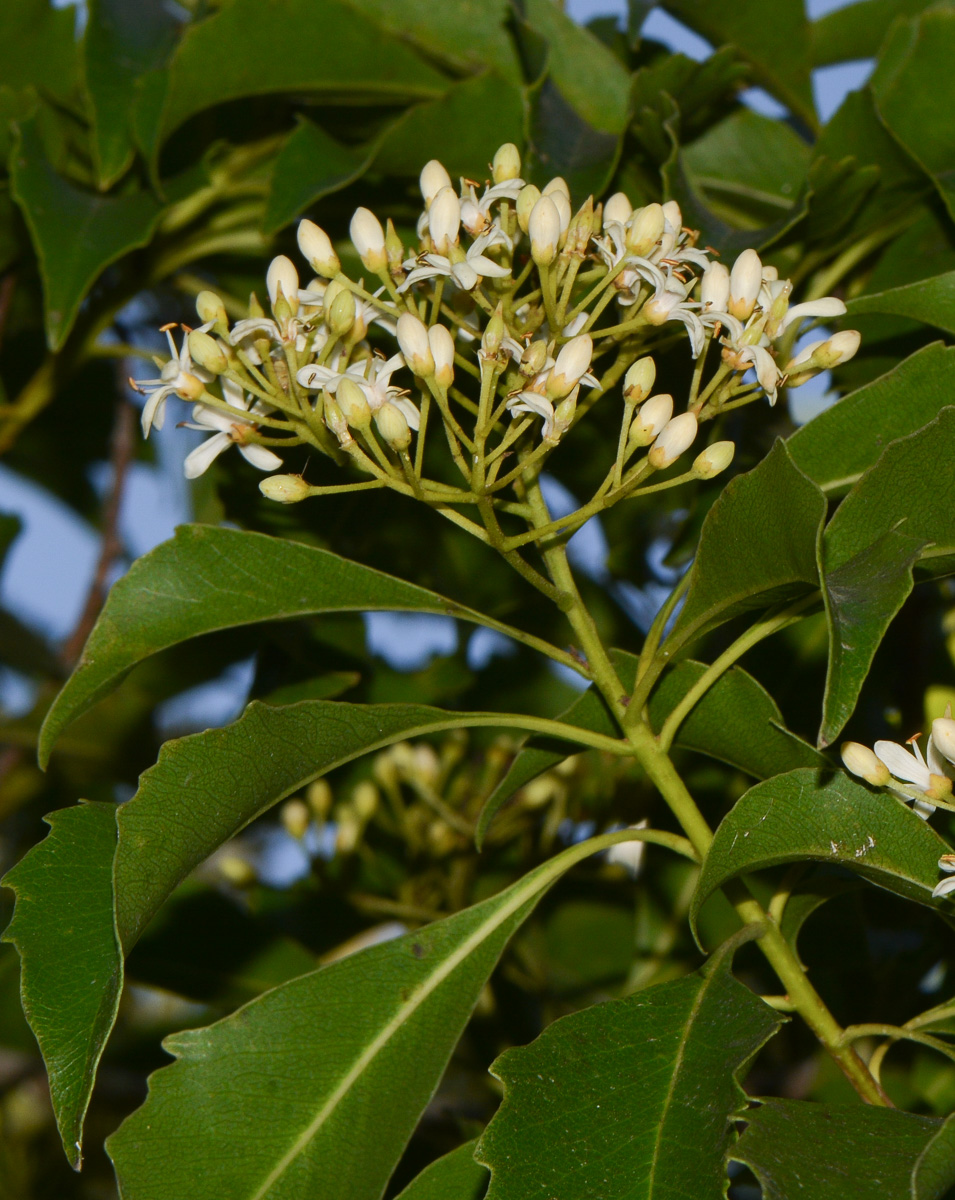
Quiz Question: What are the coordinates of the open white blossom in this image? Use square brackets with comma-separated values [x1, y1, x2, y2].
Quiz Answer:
[182, 380, 283, 479]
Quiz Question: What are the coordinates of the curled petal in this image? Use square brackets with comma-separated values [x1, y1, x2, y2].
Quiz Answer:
[184, 432, 232, 479]
[239, 444, 284, 472]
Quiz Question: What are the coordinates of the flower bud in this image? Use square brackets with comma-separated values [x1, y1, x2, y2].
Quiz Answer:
[626, 203, 665, 256]
[529, 195, 561, 266]
[550, 189, 572, 237]
[542, 176, 570, 201]
[492, 142, 521, 183]
[643, 288, 685, 325]
[547, 334, 593, 399]
[196, 290, 228, 336]
[336, 808, 362, 854]
[323, 389, 350, 442]
[603, 191, 632, 227]
[700, 262, 729, 312]
[384, 218, 404, 275]
[429, 186, 461, 255]
[297, 219, 340, 277]
[259, 473, 311, 503]
[547, 388, 578, 442]
[566, 196, 594, 256]
[692, 440, 735, 479]
[187, 330, 228, 375]
[815, 330, 861, 369]
[515, 184, 541, 233]
[662, 199, 683, 232]
[397, 312, 435, 377]
[623, 356, 656, 405]
[281, 798, 310, 840]
[350, 206, 387, 273]
[481, 303, 505, 358]
[521, 340, 549, 377]
[429, 323, 455, 388]
[648, 411, 698, 469]
[628, 393, 673, 446]
[337, 376, 372, 430]
[932, 717, 955, 766]
[420, 159, 452, 206]
[729, 249, 762, 321]
[375, 401, 412, 450]
[352, 780, 379, 822]
[219, 854, 256, 887]
[306, 779, 333, 820]
[327, 287, 357, 337]
[267, 255, 299, 313]
[841, 742, 891, 787]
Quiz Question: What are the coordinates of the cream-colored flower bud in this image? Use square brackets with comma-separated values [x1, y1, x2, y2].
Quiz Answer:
[429, 323, 455, 388]
[516, 184, 541, 233]
[628, 393, 673, 446]
[281, 798, 310, 840]
[546, 334, 593, 399]
[337, 376, 372, 430]
[420, 159, 452, 206]
[350, 206, 387, 273]
[385, 218, 404, 273]
[728, 249, 762, 321]
[306, 778, 333, 820]
[700, 262, 730, 312]
[623, 356, 656, 405]
[643, 288, 684, 325]
[521, 340, 549, 377]
[352, 780, 379, 822]
[259, 474, 311, 504]
[816, 330, 862, 369]
[649, 411, 698, 469]
[482, 304, 505, 358]
[375, 401, 412, 451]
[692, 440, 735, 479]
[566, 196, 594, 256]
[662, 199, 683, 232]
[323, 389, 350, 442]
[196, 290, 228, 335]
[543, 176, 570, 201]
[550, 189, 572, 237]
[327, 287, 356, 337]
[547, 388, 578, 442]
[219, 854, 256, 887]
[187, 330, 228, 375]
[529, 195, 561, 266]
[297, 219, 340, 277]
[626, 203, 665, 257]
[429, 186, 461, 255]
[336, 808, 362, 854]
[603, 191, 632, 227]
[492, 142, 521, 183]
[267, 255, 299, 313]
[397, 312, 435, 377]
[932, 718, 955, 766]
[841, 742, 891, 786]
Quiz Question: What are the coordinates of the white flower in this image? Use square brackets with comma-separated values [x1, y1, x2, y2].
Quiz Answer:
[459, 177, 524, 237]
[933, 854, 955, 899]
[643, 282, 708, 358]
[399, 225, 511, 293]
[872, 733, 954, 818]
[736, 344, 782, 405]
[134, 324, 209, 437]
[505, 389, 558, 439]
[606, 819, 649, 878]
[181, 380, 283, 479]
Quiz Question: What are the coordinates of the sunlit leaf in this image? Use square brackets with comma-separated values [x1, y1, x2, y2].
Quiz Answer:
[811, 0, 934, 66]
[847, 271, 955, 334]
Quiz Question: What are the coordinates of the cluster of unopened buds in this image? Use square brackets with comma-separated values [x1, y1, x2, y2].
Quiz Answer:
[133, 142, 860, 563]
[842, 717, 955, 899]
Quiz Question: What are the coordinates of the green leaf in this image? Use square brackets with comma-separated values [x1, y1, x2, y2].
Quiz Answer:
[913, 1113, 955, 1200]
[260, 670, 361, 705]
[733, 1099, 946, 1200]
[132, 0, 449, 170]
[660, 0, 816, 129]
[10, 115, 165, 349]
[691, 769, 950, 936]
[819, 407, 955, 745]
[871, 8, 955, 221]
[106, 833, 638, 1200]
[788, 343, 955, 495]
[0, 0, 78, 105]
[1, 803, 120, 1169]
[847, 271, 955, 334]
[647, 661, 827, 778]
[262, 118, 375, 235]
[666, 441, 826, 651]
[394, 1141, 488, 1200]
[476, 936, 783, 1200]
[83, 0, 180, 187]
[811, 0, 934, 66]
[39, 524, 580, 766]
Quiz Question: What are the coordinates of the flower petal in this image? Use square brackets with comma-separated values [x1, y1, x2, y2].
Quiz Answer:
[239, 444, 283, 472]
[184, 433, 231, 479]
[874, 740, 932, 789]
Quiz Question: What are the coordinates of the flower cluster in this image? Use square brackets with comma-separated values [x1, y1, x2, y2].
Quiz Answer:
[132, 142, 860, 557]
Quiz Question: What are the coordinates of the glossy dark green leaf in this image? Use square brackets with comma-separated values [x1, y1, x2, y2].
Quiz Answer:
[477, 936, 783, 1200]
[871, 8, 955, 220]
[847, 271, 955, 333]
[819, 407, 955, 745]
[0, 0, 77, 105]
[691, 769, 949, 935]
[811, 0, 934, 66]
[733, 1099, 946, 1200]
[132, 0, 448, 170]
[83, 0, 180, 187]
[666, 441, 826, 652]
[394, 1140, 487, 1200]
[262, 118, 375, 235]
[10, 115, 164, 349]
[788, 343, 955, 494]
[373, 72, 524, 181]
[40, 525, 579, 766]
[660, 0, 816, 128]
[778, 871, 864, 953]
[647, 661, 827, 778]
[106, 833, 634, 1200]
[913, 1113, 955, 1200]
[260, 671, 360, 706]
[1, 803, 120, 1169]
